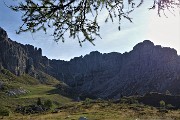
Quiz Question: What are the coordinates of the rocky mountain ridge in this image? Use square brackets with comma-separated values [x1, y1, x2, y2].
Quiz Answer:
[0, 27, 180, 99]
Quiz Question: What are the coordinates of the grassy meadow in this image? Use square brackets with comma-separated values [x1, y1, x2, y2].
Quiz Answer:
[0, 69, 180, 120]
[2, 100, 180, 120]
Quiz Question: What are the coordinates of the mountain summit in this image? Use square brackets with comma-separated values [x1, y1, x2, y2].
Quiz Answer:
[0, 27, 180, 99]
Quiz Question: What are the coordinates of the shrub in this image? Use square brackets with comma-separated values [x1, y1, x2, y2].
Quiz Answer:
[1, 69, 13, 76]
[160, 100, 165, 108]
[166, 104, 174, 109]
[44, 99, 53, 109]
[83, 98, 92, 105]
[0, 107, 10, 118]
[158, 109, 168, 113]
[120, 97, 138, 104]
[37, 98, 42, 106]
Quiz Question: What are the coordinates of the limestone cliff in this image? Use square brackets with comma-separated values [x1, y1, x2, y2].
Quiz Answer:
[0, 27, 180, 99]
[0, 27, 27, 75]
[48, 41, 180, 98]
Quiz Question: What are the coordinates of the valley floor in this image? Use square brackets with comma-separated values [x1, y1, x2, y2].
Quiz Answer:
[0, 69, 180, 120]
[2, 101, 180, 120]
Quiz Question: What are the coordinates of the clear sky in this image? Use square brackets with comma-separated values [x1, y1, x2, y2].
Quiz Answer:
[0, 0, 179, 60]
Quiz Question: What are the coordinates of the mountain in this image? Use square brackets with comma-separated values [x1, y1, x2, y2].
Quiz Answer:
[0, 27, 180, 99]
[48, 41, 180, 99]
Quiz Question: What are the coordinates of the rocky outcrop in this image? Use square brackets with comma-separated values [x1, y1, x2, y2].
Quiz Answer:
[0, 27, 27, 75]
[47, 40, 180, 98]
[6, 88, 29, 96]
[0, 27, 180, 99]
[0, 27, 44, 76]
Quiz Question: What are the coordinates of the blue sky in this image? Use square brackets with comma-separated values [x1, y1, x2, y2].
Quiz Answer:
[0, 0, 179, 60]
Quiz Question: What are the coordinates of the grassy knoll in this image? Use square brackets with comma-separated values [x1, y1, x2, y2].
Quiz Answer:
[0, 69, 72, 112]
[0, 84, 71, 110]
[18, 85, 71, 104]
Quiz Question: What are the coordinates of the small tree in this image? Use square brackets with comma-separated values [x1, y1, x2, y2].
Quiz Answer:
[160, 100, 165, 108]
[83, 98, 92, 105]
[44, 99, 53, 109]
[37, 98, 42, 106]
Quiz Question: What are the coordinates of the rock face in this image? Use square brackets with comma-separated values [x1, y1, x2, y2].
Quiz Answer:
[0, 27, 27, 75]
[48, 41, 180, 98]
[0, 27, 45, 76]
[0, 27, 180, 99]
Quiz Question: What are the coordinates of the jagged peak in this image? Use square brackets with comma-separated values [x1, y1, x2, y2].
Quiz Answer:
[0, 27, 8, 40]
[0, 27, 3, 30]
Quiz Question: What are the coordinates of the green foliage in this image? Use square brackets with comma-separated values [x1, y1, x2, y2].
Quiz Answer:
[1, 101, 180, 120]
[83, 98, 93, 105]
[166, 104, 174, 109]
[8, 0, 179, 45]
[0, 107, 10, 117]
[0, 69, 71, 115]
[0, 83, 14, 91]
[120, 97, 138, 104]
[0, 69, 38, 85]
[37, 98, 42, 106]
[159, 100, 165, 108]
[1, 69, 17, 80]
[1, 69, 13, 76]
[0, 68, 60, 93]
[44, 99, 53, 109]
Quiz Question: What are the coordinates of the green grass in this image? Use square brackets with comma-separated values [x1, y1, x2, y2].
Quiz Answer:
[0, 84, 71, 110]
[18, 85, 71, 104]
[0, 69, 60, 86]
[0, 69, 180, 120]
[0, 69, 72, 112]
[2, 101, 180, 120]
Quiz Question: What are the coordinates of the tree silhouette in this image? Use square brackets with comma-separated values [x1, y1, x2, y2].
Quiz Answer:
[8, 0, 180, 46]
[37, 97, 42, 106]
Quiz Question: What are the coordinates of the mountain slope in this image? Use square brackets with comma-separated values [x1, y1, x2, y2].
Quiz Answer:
[0, 27, 180, 99]
[48, 41, 180, 98]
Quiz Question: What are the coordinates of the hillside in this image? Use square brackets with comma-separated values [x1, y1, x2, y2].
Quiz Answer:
[55, 41, 180, 99]
[0, 27, 180, 100]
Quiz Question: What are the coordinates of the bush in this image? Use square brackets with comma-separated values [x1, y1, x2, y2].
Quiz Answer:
[83, 98, 92, 105]
[1, 69, 13, 76]
[120, 97, 138, 104]
[160, 100, 165, 108]
[158, 109, 168, 113]
[0, 107, 10, 118]
[166, 104, 174, 109]
[37, 98, 42, 106]
[44, 99, 53, 109]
